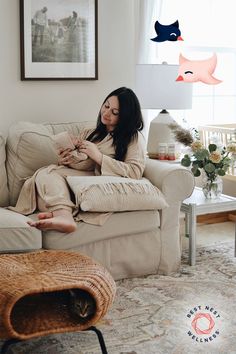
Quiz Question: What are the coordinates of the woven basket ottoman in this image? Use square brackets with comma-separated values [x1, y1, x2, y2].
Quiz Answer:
[0, 250, 116, 353]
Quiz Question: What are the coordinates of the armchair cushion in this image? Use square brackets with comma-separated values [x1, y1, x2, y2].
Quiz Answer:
[67, 175, 168, 212]
[6, 121, 94, 206]
[0, 208, 42, 252]
[0, 134, 9, 207]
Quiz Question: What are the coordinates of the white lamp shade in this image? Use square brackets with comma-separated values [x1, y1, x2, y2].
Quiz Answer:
[135, 63, 193, 156]
[135, 64, 192, 110]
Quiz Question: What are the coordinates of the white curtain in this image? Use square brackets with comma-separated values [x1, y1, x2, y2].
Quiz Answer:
[135, 0, 163, 139]
[135, 0, 162, 64]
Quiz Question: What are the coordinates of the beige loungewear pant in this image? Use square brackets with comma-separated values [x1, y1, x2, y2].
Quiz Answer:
[35, 165, 93, 213]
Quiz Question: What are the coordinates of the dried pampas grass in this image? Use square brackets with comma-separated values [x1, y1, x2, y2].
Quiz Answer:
[169, 123, 194, 147]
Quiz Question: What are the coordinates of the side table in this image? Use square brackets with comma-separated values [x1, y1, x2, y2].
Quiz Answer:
[181, 187, 236, 266]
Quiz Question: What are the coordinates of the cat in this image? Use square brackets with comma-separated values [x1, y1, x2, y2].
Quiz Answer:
[68, 289, 96, 322]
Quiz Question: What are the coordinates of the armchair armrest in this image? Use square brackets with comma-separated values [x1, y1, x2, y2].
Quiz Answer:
[0, 133, 9, 207]
[144, 159, 195, 202]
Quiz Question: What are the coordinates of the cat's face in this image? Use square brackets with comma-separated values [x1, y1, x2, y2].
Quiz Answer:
[73, 298, 95, 318]
[69, 289, 96, 319]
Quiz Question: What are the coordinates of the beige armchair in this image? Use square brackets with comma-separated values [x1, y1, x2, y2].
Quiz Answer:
[0, 121, 194, 280]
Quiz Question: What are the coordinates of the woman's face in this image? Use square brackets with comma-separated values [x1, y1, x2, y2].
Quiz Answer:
[100, 95, 119, 132]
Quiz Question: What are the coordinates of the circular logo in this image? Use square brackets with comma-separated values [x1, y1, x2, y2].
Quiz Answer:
[186, 305, 220, 342]
[191, 312, 215, 335]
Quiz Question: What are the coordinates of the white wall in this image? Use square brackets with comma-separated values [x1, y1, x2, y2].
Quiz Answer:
[0, 0, 135, 136]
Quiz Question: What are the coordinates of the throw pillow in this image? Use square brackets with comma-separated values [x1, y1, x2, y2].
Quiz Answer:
[66, 176, 168, 212]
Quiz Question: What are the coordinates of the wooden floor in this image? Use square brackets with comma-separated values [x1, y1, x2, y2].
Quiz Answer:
[197, 210, 236, 224]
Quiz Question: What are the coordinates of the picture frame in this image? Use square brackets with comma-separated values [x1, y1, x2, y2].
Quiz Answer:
[20, 0, 98, 80]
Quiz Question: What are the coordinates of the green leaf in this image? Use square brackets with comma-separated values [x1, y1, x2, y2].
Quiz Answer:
[204, 163, 215, 173]
[197, 161, 204, 168]
[191, 167, 201, 177]
[192, 160, 199, 166]
[191, 165, 198, 173]
[181, 157, 191, 167]
[224, 157, 231, 165]
[194, 149, 209, 160]
[208, 144, 217, 152]
[217, 169, 226, 176]
[222, 165, 229, 172]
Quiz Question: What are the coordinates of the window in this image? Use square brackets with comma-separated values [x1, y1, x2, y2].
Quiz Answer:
[137, 0, 236, 127]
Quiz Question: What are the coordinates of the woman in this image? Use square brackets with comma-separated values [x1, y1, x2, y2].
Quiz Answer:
[12, 87, 146, 232]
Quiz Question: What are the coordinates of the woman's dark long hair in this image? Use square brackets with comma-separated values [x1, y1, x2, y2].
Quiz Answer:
[87, 87, 144, 161]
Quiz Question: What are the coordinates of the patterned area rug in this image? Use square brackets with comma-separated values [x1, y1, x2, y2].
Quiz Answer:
[1, 241, 236, 354]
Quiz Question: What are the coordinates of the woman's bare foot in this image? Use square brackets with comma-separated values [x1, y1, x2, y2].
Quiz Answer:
[38, 211, 53, 220]
[27, 209, 77, 233]
[27, 217, 77, 233]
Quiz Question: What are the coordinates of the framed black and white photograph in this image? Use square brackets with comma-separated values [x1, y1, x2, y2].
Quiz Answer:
[20, 0, 98, 80]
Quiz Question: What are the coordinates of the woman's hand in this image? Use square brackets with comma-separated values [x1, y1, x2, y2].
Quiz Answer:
[58, 148, 74, 166]
[79, 140, 103, 165]
[69, 134, 82, 148]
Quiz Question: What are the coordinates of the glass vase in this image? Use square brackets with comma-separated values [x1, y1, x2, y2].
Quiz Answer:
[202, 175, 223, 199]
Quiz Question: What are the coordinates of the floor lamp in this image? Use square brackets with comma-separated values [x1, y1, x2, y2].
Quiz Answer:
[135, 63, 193, 157]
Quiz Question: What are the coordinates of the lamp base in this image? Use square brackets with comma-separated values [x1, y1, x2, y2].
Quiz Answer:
[147, 110, 176, 156]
